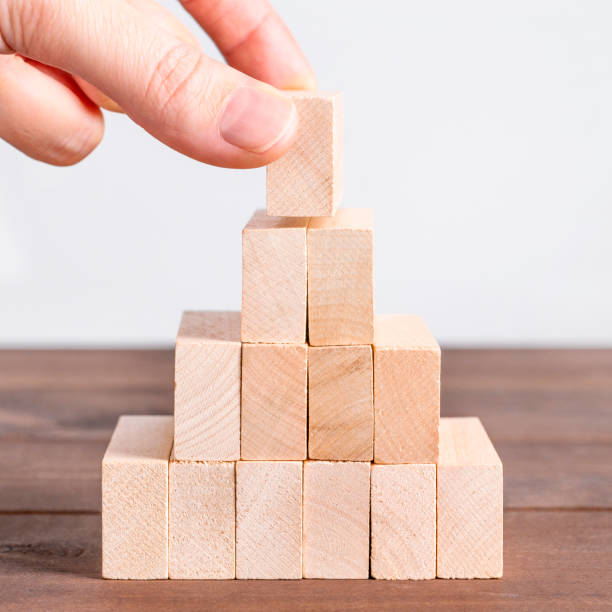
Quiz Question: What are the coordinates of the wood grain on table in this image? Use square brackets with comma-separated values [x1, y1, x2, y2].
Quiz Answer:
[1, 349, 611, 610]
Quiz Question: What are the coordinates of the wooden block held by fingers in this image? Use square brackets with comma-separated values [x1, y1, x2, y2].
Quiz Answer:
[242, 211, 308, 343]
[169, 457, 235, 579]
[236, 461, 302, 579]
[266, 91, 343, 217]
[174, 311, 241, 461]
[307, 208, 374, 346]
[308, 345, 373, 461]
[370, 464, 436, 580]
[102, 415, 173, 579]
[437, 417, 503, 579]
[241, 343, 307, 460]
[373, 314, 441, 464]
[303, 461, 370, 579]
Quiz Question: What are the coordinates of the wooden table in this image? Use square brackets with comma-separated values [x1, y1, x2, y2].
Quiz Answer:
[1, 349, 611, 610]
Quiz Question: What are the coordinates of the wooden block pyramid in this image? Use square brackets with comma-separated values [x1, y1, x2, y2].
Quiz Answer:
[102, 91, 503, 580]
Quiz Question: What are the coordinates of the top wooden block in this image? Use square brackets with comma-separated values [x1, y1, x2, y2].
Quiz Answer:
[266, 91, 343, 217]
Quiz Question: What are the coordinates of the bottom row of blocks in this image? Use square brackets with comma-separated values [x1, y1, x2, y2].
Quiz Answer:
[102, 416, 502, 580]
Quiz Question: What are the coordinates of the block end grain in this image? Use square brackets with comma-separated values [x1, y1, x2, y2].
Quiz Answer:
[373, 314, 440, 464]
[303, 461, 370, 579]
[437, 417, 503, 579]
[174, 311, 241, 461]
[266, 92, 343, 218]
[370, 464, 436, 580]
[241, 210, 308, 343]
[169, 460, 235, 579]
[236, 461, 303, 579]
[102, 415, 173, 580]
[307, 209, 374, 346]
[241, 343, 307, 460]
[308, 345, 373, 461]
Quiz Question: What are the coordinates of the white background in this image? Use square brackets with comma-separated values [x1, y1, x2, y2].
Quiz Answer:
[1, 0, 611, 347]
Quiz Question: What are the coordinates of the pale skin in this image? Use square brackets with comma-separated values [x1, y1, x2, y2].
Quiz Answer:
[0, 0, 316, 167]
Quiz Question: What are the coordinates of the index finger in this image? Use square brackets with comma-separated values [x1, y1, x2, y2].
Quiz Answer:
[178, 0, 316, 90]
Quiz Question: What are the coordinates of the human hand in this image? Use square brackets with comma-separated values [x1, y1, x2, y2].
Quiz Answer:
[0, 0, 315, 167]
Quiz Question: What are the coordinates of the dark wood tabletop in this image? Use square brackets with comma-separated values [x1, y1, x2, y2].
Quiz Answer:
[1, 349, 611, 611]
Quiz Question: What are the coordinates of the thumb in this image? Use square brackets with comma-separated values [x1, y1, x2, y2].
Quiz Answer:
[0, 0, 298, 168]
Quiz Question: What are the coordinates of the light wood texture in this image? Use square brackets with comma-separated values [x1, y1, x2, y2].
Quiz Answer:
[241, 343, 307, 460]
[308, 345, 373, 461]
[303, 461, 370, 579]
[373, 314, 441, 464]
[241, 211, 308, 343]
[437, 417, 503, 579]
[101, 415, 173, 580]
[370, 464, 436, 580]
[266, 91, 343, 217]
[168, 456, 235, 579]
[236, 461, 302, 579]
[307, 208, 374, 346]
[174, 311, 241, 461]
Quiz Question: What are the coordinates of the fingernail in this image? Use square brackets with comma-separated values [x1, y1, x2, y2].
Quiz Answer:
[220, 87, 297, 153]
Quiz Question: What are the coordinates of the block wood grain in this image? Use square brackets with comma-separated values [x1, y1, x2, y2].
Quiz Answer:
[266, 91, 343, 217]
[373, 314, 441, 464]
[241, 210, 308, 343]
[174, 311, 241, 461]
[236, 461, 302, 579]
[307, 208, 374, 346]
[303, 461, 370, 579]
[102, 415, 173, 579]
[241, 343, 307, 460]
[370, 464, 436, 580]
[169, 456, 235, 579]
[437, 417, 503, 579]
[308, 345, 373, 461]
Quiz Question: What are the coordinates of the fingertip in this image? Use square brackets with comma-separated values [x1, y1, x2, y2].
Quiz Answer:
[219, 86, 298, 156]
[49, 110, 105, 166]
[181, 0, 317, 93]
[0, 55, 106, 167]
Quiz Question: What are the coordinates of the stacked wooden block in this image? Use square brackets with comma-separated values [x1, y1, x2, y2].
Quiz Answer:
[102, 92, 503, 581]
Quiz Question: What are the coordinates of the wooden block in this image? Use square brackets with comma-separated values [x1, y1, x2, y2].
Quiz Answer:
[241, 343, 307, 460]
[303, 461, 370, 579]
[241, 210, 308, 343]
[236, 461, 302, 579]
[169, 456, 235, 579]
[370, 464, 436, 579]
[308, 345, 373, 461]
[307, 208, 374, 346]
[102, 415, 173, 579]
[174, 311, 241, 461]
[373, 314, 441, 464]
[266, 91, 343, 217]
[437, 417, 503, 579]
